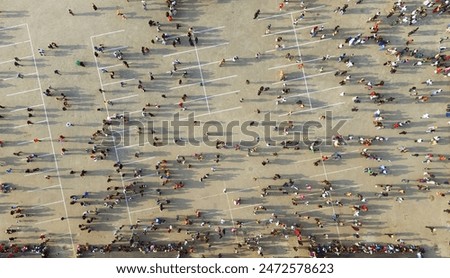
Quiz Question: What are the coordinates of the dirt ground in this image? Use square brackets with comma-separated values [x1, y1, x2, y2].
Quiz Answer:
[0, 0, 449, 258]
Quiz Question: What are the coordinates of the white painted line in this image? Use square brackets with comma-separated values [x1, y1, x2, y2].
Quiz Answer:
[26, 23, 74, 249]
[14, 119, 48, 129]
[6, 88, 40, 97]
[163, 42, 229, 57]
[24, 168, 56, 177]
[291, 13, 312, 109]
[279, 102, 345, 116]
[194, 26, 225, 35]
[262, 23, 326, 37]
[10, 104, 43, 112]
[90, 28, 157, 227]
[39, 153, 55, 158]
[30, 200, 63, 209]
[116, 141, 149, 150]
[27, 184, 61, 193]
[180, 90, 240, 104]
[265, 38, 332, 53]
[309, 166, 362, 178]
[268, 56, 334, 70]
[170, 75, 237, 90]
[319, 150, 341, 239]
[272, 71, 333, 85]
[17, 136, 51, 145]
[193, 41, 210, 114]
[123, 173, 156, 182]
[166, 60, 223, 73]
[286, 86, 341, 99]
[98, 63, 123, 70]
[180, 106, 242, 120]
[198, 186, 260, 200]
[122, 156, 155, 165]
[103, 46, 128, 53]
[35, 218, 64, 225]
[102, 78, 136, 87]
[130, 205, 159, 214]
[0, 23, 26, 31]
[223, 181, 236, 241]
[90, 29, 125, 38]
[0, 40, 30, 48]
[165, 26, 225, 40]
[2, 72, 37, 81]
[0, 55, 33, 65]
[109, 94, 139, 102]
[258, 5, 325, 21]
[229, 203, 263, 212]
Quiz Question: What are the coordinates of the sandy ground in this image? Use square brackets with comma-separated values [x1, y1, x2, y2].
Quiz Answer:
[0, 0, 449, 258]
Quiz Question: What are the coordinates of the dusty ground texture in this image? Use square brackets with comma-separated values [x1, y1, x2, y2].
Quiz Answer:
[0, 0, 449, 258]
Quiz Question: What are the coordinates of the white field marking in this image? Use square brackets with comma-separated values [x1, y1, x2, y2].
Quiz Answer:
[17, 136, 51, 145]
[258, 5, 325, 21]
[291, 14, 312, 109]
[166, 60, 223, 73]
[262, 23, 326, 37]
[319, 150, 341, 239]
[115, 141, 149, 150]
[0, 55, 33, 65]
[10, 104, 43, 112]
[279, 102, 345, 116]
[272, 71, 333, 85]
[103, 46, 128, 53]
[27, 184, 61, 193]
[169, 75, 237, 90]
[90, 29, 124, 38]
[0, 23, 26, 31]
[265, 38, 331, 53]
[26, 24, 74, 250]
[223, 181, 238, 241]
[228, 203, 262, 212]
[165, 26, 225, 40]
[194, 26, 225, 34]
[102, 78, 136, 87]
[123, 173, 156, 182]
[309, 166, 362, 178]
[163, 42, 229, 57]
[6, 88, 40, 97]
[90, 33, 134, 226]
[38, 153, 55, 158]
[268, 56, 335, 70]
[285, 86, 341, 99]
[98, 63, 124, 70]
[2, 72, 37, 81]
[109, 94, 139, 102]
[198, 186, 260, 200]
[180, 106, 242, 120]
[294, 149, 359, 164]
[30, 200, 64, 209]
[14, 119, 47, 129]
[130, 205, 160, 214]
[193, 38, 211, 114]
[178, 90, 240, 105]
[0, 40, 30, 49]
[24, 168, 56, 177]
[122, 156, 155, 165]
[128, 110, 144, 115]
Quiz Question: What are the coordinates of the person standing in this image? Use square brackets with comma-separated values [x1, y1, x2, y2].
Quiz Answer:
[92, 3, 98, 11]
